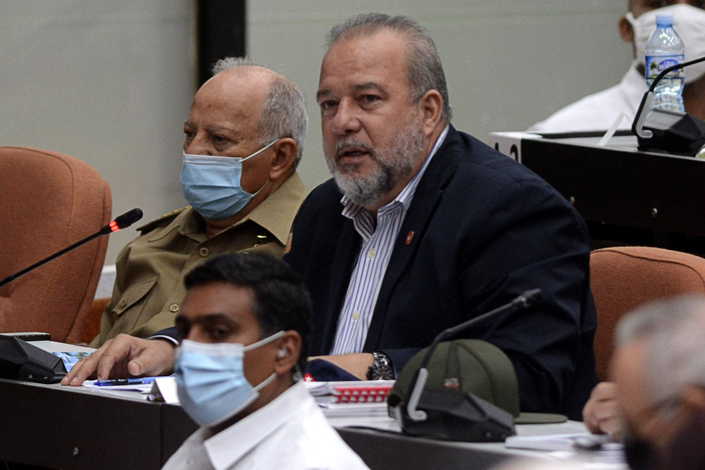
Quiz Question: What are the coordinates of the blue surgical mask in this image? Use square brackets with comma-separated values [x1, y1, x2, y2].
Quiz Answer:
[175, 330, 285, 428]
[180, 139, 277, 220]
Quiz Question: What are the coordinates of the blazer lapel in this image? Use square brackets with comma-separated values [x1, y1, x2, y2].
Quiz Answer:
[363, 127, 462, 350]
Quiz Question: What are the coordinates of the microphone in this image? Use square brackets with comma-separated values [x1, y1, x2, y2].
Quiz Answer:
[0, 208, 143, 288]
[99, 208, 144, 235]
[388, 289, 542, 442]
[632, 55, 705, 156]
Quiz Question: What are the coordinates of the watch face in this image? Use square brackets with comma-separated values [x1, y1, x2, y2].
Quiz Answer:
[368, 352, 394, 380]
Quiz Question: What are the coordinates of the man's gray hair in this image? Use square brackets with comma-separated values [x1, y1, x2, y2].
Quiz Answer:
[326, 13, 452, 122]
[616, 294, 705, 402]
[212, 57, 308, 160]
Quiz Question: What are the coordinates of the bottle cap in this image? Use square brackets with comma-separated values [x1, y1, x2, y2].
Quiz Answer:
[656, 14, 673, 26]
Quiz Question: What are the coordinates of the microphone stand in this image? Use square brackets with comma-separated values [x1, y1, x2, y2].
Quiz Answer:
[632, 55, 705, 139]
[405, 289, 542, 422]
[0, 208, 142, 288]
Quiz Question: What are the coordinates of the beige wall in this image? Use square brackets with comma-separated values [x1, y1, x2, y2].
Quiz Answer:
[1, 1, 196, 262]
[1, 1, 631, 263]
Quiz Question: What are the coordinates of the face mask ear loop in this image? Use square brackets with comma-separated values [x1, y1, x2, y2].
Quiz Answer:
[240, 139, 279, 163]
[239, 139, 280, 196]
[243, 330, 286, 352]
[252, 371, 278, 392]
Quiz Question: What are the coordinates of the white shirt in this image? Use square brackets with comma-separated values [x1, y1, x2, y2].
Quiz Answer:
[162, 381, 369, 470]
[529, 66, 647, 133]
[330, 126, 449, 354]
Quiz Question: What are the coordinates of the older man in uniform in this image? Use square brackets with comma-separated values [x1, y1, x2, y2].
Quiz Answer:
[90, 58, 308, 347]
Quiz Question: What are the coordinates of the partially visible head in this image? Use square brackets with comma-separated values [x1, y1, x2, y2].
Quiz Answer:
[182, 59, 307, 221]
[317, 14, 449, 210]
[178, 252, 312, 378]
[611, 295, 705, 468]
[626, 0, 704, 18]
[619, 1, 705, 119]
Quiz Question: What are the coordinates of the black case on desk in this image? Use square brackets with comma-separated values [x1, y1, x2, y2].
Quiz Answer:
[0, 336, 66, 383]
[493, 131, 705, 256]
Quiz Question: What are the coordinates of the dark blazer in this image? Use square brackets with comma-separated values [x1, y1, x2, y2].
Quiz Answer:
[284, 126, 597, 419]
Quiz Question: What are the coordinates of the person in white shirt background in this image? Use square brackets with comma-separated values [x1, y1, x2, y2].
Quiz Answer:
[530, 0, 705, 133]
[162, 252, 369, 470]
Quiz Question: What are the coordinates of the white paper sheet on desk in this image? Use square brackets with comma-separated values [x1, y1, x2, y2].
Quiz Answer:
[148, 377, 180, 404]
[505, 433, 622, 452]
[318, 402, 388, 418]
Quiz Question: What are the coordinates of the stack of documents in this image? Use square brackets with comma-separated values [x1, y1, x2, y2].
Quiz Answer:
[305, 380, 394, 417]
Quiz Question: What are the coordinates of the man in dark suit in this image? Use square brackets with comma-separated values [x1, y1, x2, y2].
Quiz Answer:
[62, 13, 596, 418]
[288, 13, 596, 418]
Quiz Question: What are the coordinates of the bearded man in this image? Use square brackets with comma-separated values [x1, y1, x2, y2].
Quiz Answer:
[284, 13, 597, 419]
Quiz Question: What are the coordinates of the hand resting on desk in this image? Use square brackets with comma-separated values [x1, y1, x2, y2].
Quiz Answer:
[582, 381, 621, 438]
[61, 334, 175, 386]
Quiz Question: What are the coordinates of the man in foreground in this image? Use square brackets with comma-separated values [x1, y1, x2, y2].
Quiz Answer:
[162, 253, 368, 470]
[65, 14, 596, 419]
[530, 0, 705, 133]
[90, 58, 308, 346]
[605, 295, 705, 469]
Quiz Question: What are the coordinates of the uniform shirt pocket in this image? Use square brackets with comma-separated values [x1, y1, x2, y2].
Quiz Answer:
[111, 276, 158, 317]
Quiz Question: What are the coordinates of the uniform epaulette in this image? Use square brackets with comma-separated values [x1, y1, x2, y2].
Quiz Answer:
[136, 206, 188, 233]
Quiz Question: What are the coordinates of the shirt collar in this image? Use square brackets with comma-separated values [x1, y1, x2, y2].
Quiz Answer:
[341, 125, 449, 216]
[204, 381, 313, 470]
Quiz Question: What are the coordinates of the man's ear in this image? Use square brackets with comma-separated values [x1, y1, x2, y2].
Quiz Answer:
[273, 330, 301, 375]
[268, 138, 298, 181]
[419, 89, 444, 136]
[619, 16, 634, 43]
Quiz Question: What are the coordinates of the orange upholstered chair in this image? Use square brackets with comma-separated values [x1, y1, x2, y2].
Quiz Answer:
[590, 246, 705, 380]
[0, 147, 111, 343]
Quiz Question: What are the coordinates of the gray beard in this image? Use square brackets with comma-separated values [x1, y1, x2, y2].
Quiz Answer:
[328, 123, 426, 208]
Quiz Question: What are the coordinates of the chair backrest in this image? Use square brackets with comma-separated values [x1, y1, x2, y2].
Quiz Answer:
[0, 146, 112, 343]
[590, 246, 705, 380]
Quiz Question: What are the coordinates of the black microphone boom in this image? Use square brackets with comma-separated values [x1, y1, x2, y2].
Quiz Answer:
[0, 208, 143, 287]
[632, 55, 705, 156]
[391, 289, 542, 442]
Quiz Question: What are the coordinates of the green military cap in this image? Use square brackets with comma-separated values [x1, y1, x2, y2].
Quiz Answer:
[388, 340, 566, 425]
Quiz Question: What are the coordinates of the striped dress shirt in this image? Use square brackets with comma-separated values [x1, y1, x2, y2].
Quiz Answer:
[330, 127, 449, 354]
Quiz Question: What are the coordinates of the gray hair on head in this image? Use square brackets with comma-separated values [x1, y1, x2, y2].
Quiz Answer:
[616, 294, 705, 403]
[211, 57, 308, 161]
[326, 13, 452, 122]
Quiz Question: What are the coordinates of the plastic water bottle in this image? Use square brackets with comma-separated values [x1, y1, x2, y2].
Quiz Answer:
[645, 14, 685, 112]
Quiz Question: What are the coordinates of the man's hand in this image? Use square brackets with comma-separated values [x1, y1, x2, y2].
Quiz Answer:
[61, 334, 176, 386]
[310, 353, 374, 380]
[582, 381, 621, 438]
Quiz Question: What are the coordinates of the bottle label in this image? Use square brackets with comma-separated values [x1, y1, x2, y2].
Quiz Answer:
[645, 54, 684, 80]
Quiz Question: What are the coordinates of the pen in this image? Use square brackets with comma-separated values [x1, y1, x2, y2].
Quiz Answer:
[94, 377, 158, 386]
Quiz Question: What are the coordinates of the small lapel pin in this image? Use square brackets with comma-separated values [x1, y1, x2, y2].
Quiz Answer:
[405, 230, 415, 246]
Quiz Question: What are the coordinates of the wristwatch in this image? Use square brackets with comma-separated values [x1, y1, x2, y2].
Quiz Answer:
[366, 351, 395, 380]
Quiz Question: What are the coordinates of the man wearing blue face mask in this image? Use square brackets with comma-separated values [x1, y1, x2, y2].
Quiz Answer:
[162, 253, 369, 470]
[88, 58, 308, 348]
[530, 0, 705, 133]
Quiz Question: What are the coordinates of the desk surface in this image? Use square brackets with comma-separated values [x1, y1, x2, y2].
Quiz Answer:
[0, 342, 624, 470]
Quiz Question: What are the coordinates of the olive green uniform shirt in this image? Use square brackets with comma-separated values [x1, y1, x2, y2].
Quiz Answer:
[91, 173, 307, 346]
